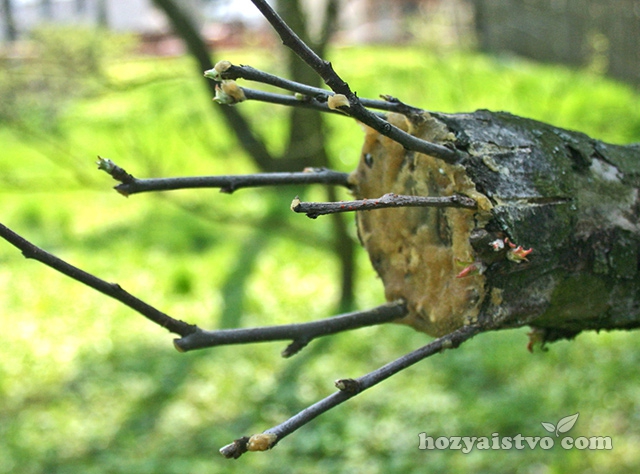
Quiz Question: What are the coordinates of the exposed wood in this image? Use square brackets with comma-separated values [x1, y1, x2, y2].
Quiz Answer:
[351, 109, 640, 342]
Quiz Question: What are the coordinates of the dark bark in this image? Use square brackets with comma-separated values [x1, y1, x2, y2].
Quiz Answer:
[351, 110, 640, 343]
[2, 0, 17, 42]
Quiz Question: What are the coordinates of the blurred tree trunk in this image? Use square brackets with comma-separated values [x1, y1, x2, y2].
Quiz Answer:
[152, 0, 275, 171]
[276, 0, 354, 311]
[74, 0, 86, 14]
[152, 0, 355, 311]
[96, 0, 108, 28]
[2, 0, 17, 42]
[40, 0, 53, 19]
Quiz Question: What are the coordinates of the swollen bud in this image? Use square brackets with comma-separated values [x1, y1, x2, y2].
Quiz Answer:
[327, 94, 350, 110]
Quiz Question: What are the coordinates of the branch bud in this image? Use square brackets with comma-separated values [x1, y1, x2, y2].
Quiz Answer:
[327, 94, 350, 110]
[214, 80, 246, 105]
[247, 433, 277, 451]
[204, 60, 233, 80]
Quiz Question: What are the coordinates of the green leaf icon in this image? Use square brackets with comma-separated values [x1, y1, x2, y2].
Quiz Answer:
[556, 412, 579, 436]
[541, 422, 556, 433]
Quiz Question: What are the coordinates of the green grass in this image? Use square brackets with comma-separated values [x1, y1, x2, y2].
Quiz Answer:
[1, 43, 639, 474]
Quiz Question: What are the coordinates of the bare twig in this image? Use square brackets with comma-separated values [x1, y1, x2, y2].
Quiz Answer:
[0, 221, 400, 358]
[240, 87, 336, 113]
[0, 222, 197, 336]
[208, 63, 330, 100]
[219, 322, 485, 459]
[231, 85, 400, 120]
[97, 157, 352, 195]
[291, 193, 478, 218]
[247, 0, 460, 164]
[174, 301, 407, 355]
[208, 63, 423, 115]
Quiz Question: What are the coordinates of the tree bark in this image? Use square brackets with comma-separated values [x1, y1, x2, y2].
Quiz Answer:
[351, 109, 640, 343]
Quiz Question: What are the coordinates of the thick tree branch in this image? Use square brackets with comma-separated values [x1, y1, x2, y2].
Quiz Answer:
[0, 223, 197, 336]
[247, 0, 460, 165]
[219, 322, 485, 459]
[174, 301, 407, 355]
[291, 193, 478, 218]
[97, 157, 352, 195]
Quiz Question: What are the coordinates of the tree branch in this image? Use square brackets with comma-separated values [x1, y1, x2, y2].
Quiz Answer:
[97, 157, 352, 195]
[0, 222, 197, 336]
[247, 0, 460, 164]
[291, 193, 478, 218]
[174, 301, 407, 355]
[207, 62, 424, 115]
[219, 322, 485, 459]
[237, 86, 343, 115]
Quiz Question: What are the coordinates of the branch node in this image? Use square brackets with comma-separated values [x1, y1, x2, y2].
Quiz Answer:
[96, 156, 136, 185]
[247, 433, 278, 452]
[214, 81, 246, 105]
[290, 195, 302, 212]
[173, 339, 186, 353]
[204, 60, 232, 81]
[334, 378, 361, 394]
[219, 436, 250, 459]
[439, 339, 454, 353]
[281, 338, 310, 358]
[327, 94, 350, 110]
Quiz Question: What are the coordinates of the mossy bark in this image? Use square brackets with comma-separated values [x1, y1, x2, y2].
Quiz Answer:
[351, 109, 640, 343]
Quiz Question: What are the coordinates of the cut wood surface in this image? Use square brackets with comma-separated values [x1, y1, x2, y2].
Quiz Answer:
[352, 109, 640, 343]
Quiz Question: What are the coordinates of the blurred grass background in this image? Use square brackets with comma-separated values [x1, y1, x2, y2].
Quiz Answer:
[1, 26, 640, 473]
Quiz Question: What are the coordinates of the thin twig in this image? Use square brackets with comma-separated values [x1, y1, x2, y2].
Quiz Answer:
[0, 223, 197, 336]
[239, 86, 382, 117]
[97, 157, 352, 195]
[215, 63, 330, 99]
[241, 87, 399, 120]
[220, 323, 485, 459]
[174, 301, 407, 355]
[241, 87, 336, 113]
[213, 63, 424, 115]
[291, 193, 478, 218]
[248, 0, 460, 165]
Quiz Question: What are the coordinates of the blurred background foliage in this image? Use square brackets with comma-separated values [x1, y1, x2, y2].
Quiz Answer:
[1, 2, 640, 472]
